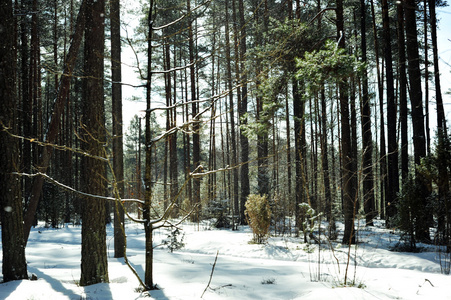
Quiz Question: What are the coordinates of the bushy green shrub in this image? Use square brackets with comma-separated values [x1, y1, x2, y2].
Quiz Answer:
[245, 194, 272, 244]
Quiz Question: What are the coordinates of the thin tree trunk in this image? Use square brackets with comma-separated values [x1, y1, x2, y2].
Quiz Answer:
[397, 1, 409, 183]
[382, 0, 398, 226]
[225, 0, 239, 229]
[188, 0, 201, 222]
[111, 0, 125, 258]
[238, 0, 250, 224]
[370, 0, 386, 219]
[360, 0, 375, 225]
[424, 0, 431, 155]
[232, 0, 242, 226]
[286, 86, 292, 199]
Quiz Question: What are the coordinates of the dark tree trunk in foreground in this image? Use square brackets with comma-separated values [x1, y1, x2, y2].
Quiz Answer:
[0, 0, 28, 282]
[111, 0, 125, 259]
[405, 0, 430, 242]
[144, 0, 156, 289]
[80, 0, 109, 286]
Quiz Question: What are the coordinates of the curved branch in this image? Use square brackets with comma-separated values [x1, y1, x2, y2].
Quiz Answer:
[14, 172, 144, 204]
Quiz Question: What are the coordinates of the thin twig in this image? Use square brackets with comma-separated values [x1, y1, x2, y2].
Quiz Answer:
[201, 250, 219, 298]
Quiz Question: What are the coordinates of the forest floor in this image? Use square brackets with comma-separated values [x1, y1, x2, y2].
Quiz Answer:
[1, 217, 451, 299]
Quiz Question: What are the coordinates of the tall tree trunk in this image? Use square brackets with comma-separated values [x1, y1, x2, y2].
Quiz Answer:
[397, 1, 409, 183]
[0, 0, 29, 282]
[182, 58, 192, 208]
[382, 0, 398, 226]
[424, 0, 431, 155]
[238, 0, 250, 224]
[144, 0, 155, 289]
[20, 0, 32, 211]
[337, 0, 356, 245]
[256, 0, 269, 197]
[370, 0, 387, 219]
[79, 0, 108, 286]
[188, 0, 201, 222]
[405, 0, 430, 242]
[293, 79, 306, 233]
[232, 0, 242, 226]
[350, 76, 358, 215]
[360, 0, 375, 226]
[111, 0, 125, 259]
[225, 0, 239, 229]
[320, 87, 335, 235]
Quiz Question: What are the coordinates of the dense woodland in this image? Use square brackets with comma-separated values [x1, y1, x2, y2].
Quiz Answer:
[1, 0, 451, 291]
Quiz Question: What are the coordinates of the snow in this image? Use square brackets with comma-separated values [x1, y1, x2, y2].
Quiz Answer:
[1, 219, 451, 299]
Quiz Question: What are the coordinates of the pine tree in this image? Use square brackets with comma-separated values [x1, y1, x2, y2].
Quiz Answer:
[0, 0, 29, 282]
[79, 0, 109, 286]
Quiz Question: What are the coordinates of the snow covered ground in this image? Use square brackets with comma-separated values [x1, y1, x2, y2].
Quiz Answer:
[1, 218, 451, 299]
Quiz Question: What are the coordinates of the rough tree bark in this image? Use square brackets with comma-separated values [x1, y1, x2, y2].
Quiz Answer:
[79, 0, 109, 286]
[0, 0, 29, 282]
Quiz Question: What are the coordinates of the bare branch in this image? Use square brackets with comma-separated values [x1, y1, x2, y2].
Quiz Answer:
[201, 250, 219, 298]
[150, 53, 212, 75]
[14, 172, 144, 205]
[1, 123, 109, 162]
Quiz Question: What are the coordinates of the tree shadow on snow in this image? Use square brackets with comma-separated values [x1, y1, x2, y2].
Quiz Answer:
[0, 279, 24, 300]
[121, 258, 171, 300]
[28, 266, 114, 300]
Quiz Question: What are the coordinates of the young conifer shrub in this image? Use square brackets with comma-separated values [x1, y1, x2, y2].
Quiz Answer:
[245, 194, 272, 244]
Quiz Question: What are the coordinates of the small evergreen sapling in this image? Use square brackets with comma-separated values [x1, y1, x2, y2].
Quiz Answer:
[299, 202, 321, 243]
[162, 228, 185, 253]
